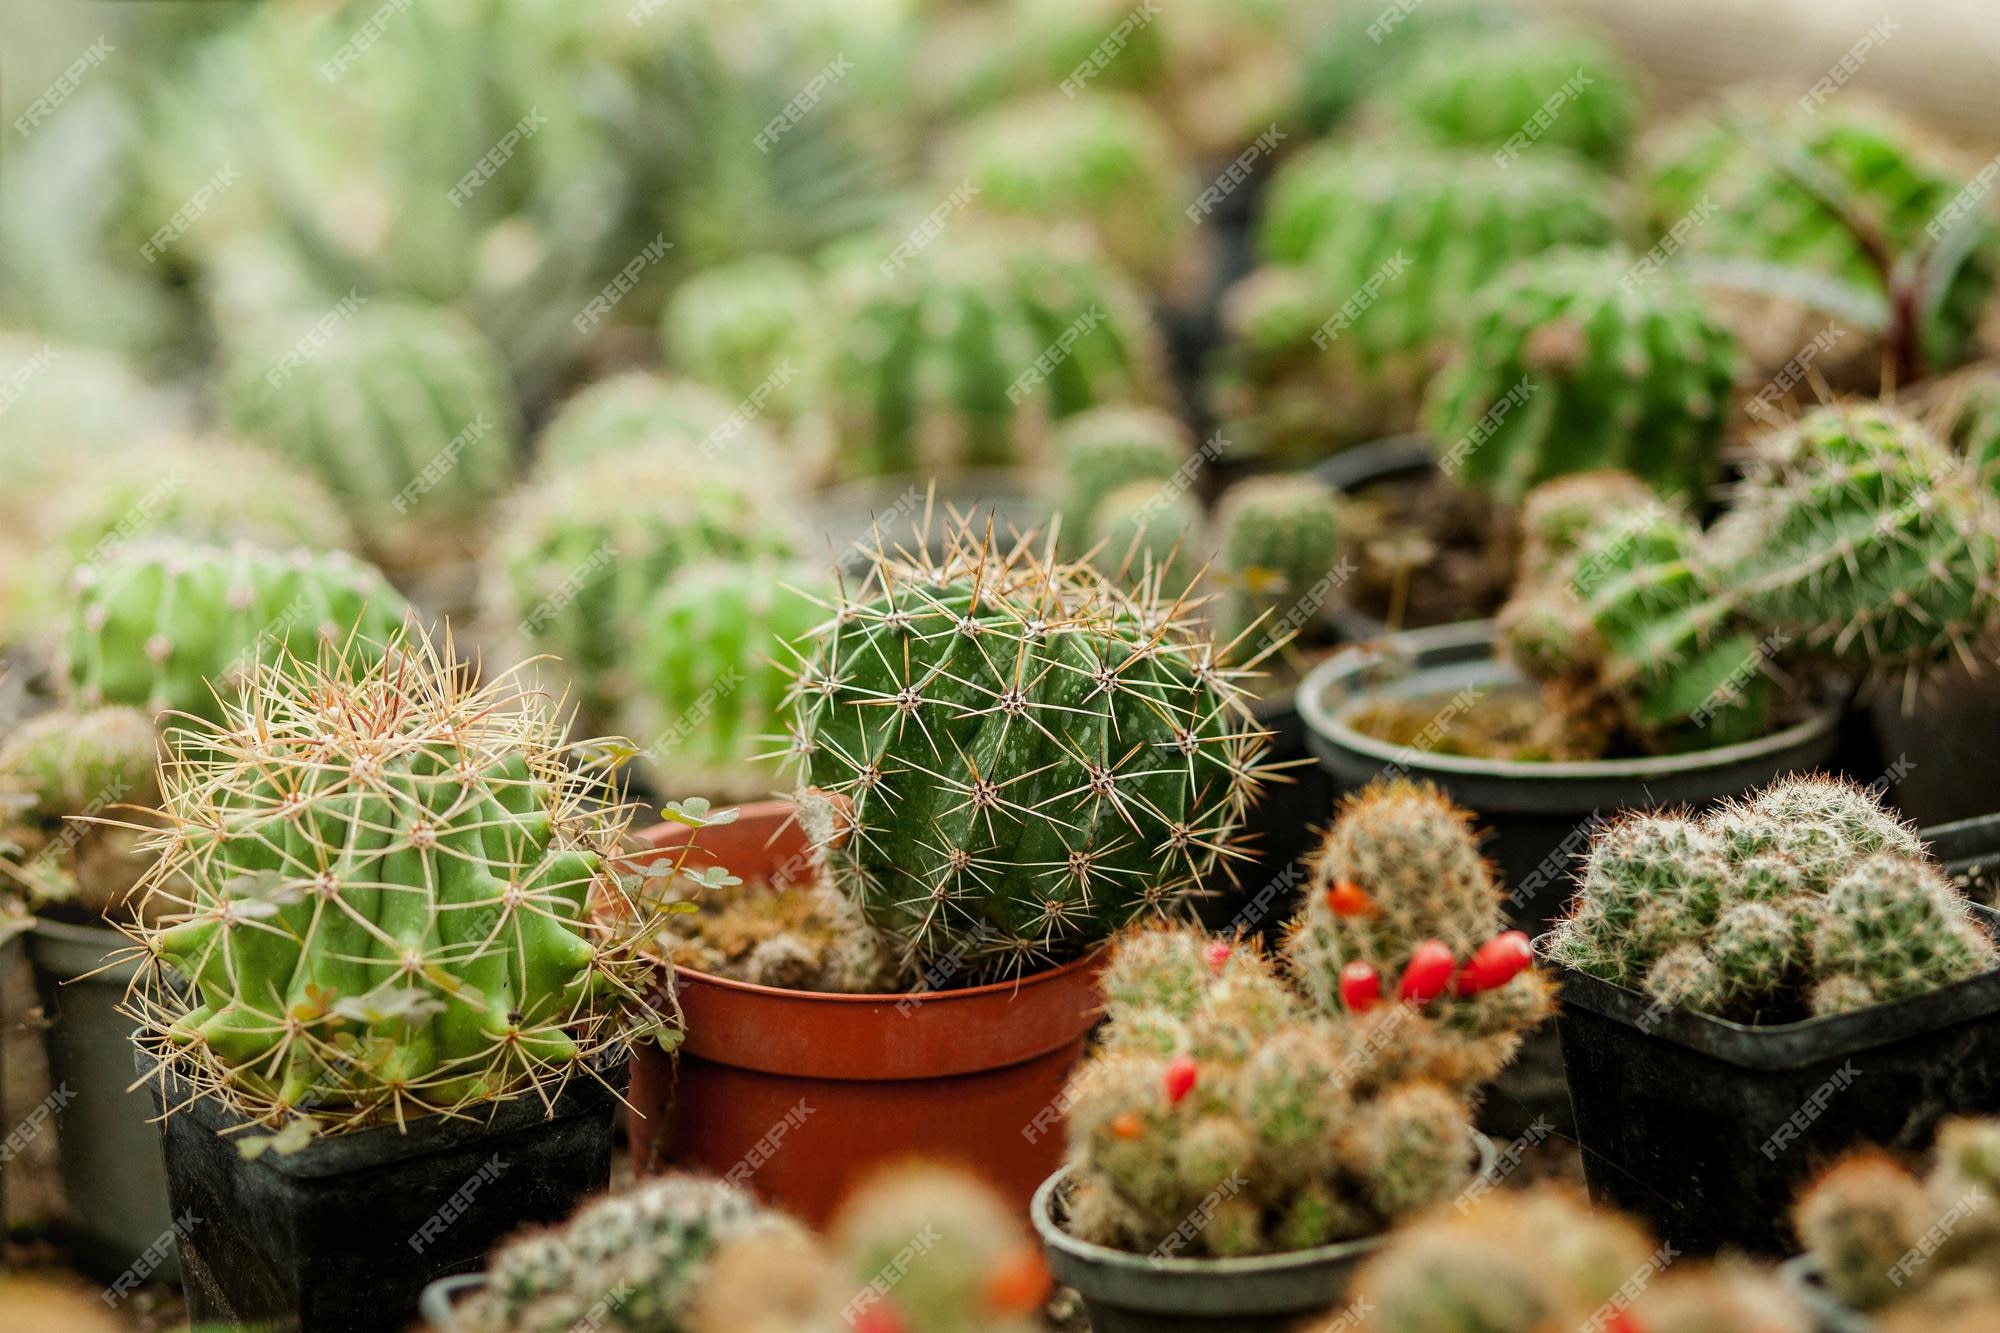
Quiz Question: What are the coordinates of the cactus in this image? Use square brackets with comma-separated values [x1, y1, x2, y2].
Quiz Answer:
[1930, 364, 2000, 491]
[490, 453, 800, 722]
[949, 93, 1186, 283]
[1809, 853, 1997, 1015]
[124, 628, 676, 1127]
[825, 222, 1166, 478]
[465, 1175, 796, 1333]
[626, 559, 826, 801]
[1211, 473, 1343, 649]
[1710, 404, 2000, 680]
[0, 707, 158, 824]
[0, 333, 174, 495]
[783, 516, 1271, 985]
[1375, 26, 1641, 169]
[658, 257, 821, 426]
[1514, 471, 1662, 586]
[1290, 0, 1518, 135]
[1794, 1151, 1931, 1312]
[536, 370, 786, 473]
[1634, 1262, 1816, 1333]
[63, 540, 410, 725]
[221, 298, 519, 563]
[1088, 482, 1209, 584]
[1424, 248, 1739, 505]
[1048, 404, 1195, 551]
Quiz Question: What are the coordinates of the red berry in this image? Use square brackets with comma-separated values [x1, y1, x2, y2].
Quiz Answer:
[1398, 940, 1456, 1003]
[1456, 930, 1535, 995]
[1164, 1055, 1199, 1104]
[1326, 879, 1377, 917]
[1110, 1111, 1145, 1140]
[1205, 939, 1232, 974]
[853, 1306, 909, 1333]
[1338, 961, 1381, 1013]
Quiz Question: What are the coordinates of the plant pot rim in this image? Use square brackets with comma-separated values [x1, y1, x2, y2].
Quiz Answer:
[1297, 619, 1842, 786]
[419, 1271, 486, 1330]
[1310, 433, 1436, 496]
[1536, 903, 2000, 1070]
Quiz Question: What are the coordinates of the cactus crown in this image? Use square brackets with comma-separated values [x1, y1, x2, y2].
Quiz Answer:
[1048, 404, 1195, 554]
[1213, 473, 1343, 649]
[658, 255, 822, 424]
[783, 514, 1272, 987]
[124, 628, 676, 1132]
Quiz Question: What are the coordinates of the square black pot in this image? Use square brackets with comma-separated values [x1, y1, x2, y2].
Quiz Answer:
[1546, 903, 2000, 1257]
[143, 1055, 626, 1332]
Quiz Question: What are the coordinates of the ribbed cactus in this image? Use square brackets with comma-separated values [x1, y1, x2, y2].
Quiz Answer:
[658, 257, 822, 426]
[949, 93, 1185, 283]
[465, 1175, 794, 1333]
[63, 540, 410, 725]
[1551, 776, 1996, 1021]
[826, 223, 1165, 478]
[222, 298, 519, 562]
[1514, 470, 1662, 586]
[537, 371, 779, 472]
[1375, 26, 1641, 169]
[490, 453, 800, 722]
[1425, 248, 1739, 505]
[1213, 474, 1343, 647]
[626, 560, 825, 802]
[0, 334, 174, 496]
[1089, 483, 1209, 585]
[1049, 404, 1194, 551]
[125, 630, 673, 1126]
[783, 517, 1270, 986]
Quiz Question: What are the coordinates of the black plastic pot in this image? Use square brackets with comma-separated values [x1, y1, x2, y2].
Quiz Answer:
[1031, 1135, 1495, 1333]
[1545, 904, 2000, 1257]
[145, 1054, 626, 1332]
[1864, 666, 2000, 830]
[1311, 435, 1439, 645]
[1932, 811, 2000, 905]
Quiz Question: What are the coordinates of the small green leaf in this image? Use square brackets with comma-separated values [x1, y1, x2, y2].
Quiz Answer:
[238, 1116, 320, 1160]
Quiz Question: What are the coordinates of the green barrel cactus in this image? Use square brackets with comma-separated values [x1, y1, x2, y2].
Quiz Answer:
[63, 540, 410, 725]
[1424, 248, 1740, 505]
[627, 559, 826, 801]
[1290, 0, 1517, 135]
[490, 452, 800, 722]
[1213, 473, 1343, 647]
[658, 256, 822, 425]
[1376, 26, 1641, 169]
[784, 518, 1269, 984]
[1088, 482, 1209, 584]
[536, 370, 782, 472]
[948, 92, 1186, 283]
[1047, 404, 1194, 552]
[126, 629, 673, 1124]
[826, 222, 1166, 478]
[221, 298, 520, 564]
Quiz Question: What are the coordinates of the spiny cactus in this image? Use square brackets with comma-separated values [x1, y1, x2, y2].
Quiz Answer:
[1635, 1262, 1816, 1333]
[1048, 404, 1194, 554]
[1794, 1150, 1931, 1312]
[1213, 473, 1343, 648]
[124, 629, 678, 1128]
[1290, 0, 1518, 136]
[1088, 482, 1209, 585]
[1710, 404, 2000, 680]
[221, 298, 519, 564]
[1514, 470, 1661, 586]
[1375, 26, 1641, 169]
[825, 222, 1166, 478]
[490, 453, 801, 722]
[538, 371, 782, 472]
[465, 1175, 796, 1333]
[1930, 364, 2000, 491]
[783, 516, 1271, 987]
[949, 93, 1186, 283]
[658, 256, 822, 426]
[1424, 248, 1739, 505]
[625, 559, 825, 802]
[1551, 776, 1996, 1021]
[0, 707, 158, 823]
[63, 540, 410, 725]
[1061, 924, 1477, 1259]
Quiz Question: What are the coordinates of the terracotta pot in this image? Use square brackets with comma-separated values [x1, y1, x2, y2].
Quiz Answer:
[626, 801, 1104, 1225]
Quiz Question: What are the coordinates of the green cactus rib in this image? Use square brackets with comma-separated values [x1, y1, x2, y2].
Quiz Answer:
[785, 521, 1270, 981]
[1425, 247, 1739, 505]
[126, 631, 663, 1126]
[0, 706, 158, 822]
[64, 540, 410, 725]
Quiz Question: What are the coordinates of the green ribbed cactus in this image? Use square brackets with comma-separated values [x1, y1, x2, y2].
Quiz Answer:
[0, 334, 174, 496]
[1376, 26, 1641, 169]
[1425, 248, 1739, 505]
[949, 93, 1185, 282]
[1514, 470, 1660, 586]
[1291, 0, 1517, 135]
[1712, 404, 2000, 678]
[626, 560, 825, 802]
[784, 518, 1270, 985]
[466, 1175, 793, 1333]
[126, 630, 675, 1127]
[826, 223, 1165, 478]
[1089, 482, 1209, 584]
[1061, 924, 1476, 1259]
[1048, 404, 1194, 556]
[222, 299, 519, 563]
[1213, 474, 1343, 647]
[63, 541, 410, 725]
[537, 371, 783, 472]
[490, 453, 799, 721]
[658, 257, 821, 425]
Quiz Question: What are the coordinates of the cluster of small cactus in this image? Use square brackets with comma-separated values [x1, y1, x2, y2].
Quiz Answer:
[658, 257, 823, 426]
[1211, 474, 1343, 651]
[1550, 776, 1996, 1020]
[221, 298, 521, 565]
[1795, 1118, 2000, 1322]
[63, 539, 410, 725]
[782, 516, 1272, 987]
[123, 629, 675, 1127]
[1354, 1184, 1811, 1332]
[1423, 247, 1741, 505]
[825, 223, 1166, 478]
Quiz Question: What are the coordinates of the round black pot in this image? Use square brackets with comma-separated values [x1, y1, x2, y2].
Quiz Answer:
[1031, 1137, 1496, 1333]
[142, 1053, 626, 1333]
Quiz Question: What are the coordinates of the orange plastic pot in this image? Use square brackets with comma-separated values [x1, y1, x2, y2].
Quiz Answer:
[626, 801, 1104, 1225]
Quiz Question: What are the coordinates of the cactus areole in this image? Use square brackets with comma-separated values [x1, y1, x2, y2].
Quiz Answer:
[785, 519, 1272, 985]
